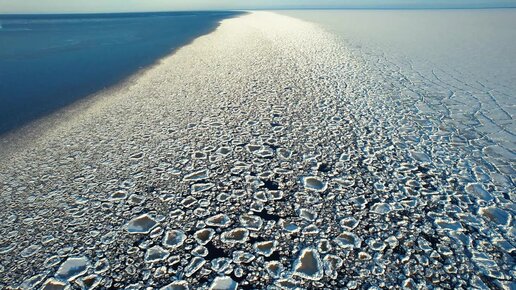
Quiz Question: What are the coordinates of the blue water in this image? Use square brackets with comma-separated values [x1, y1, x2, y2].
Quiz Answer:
[0, 12, 240, 135]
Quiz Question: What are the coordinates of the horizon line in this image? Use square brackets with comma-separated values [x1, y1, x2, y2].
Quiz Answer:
[1, 6, 516, 16]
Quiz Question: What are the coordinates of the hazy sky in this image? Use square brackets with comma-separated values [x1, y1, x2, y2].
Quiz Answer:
[1, 0, 515, 13]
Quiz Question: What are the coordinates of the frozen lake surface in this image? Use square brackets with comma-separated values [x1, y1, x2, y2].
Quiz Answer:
[0, 10, 514, 289]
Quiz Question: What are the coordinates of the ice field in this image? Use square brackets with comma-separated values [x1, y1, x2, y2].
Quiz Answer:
[0, 10, 514, 289]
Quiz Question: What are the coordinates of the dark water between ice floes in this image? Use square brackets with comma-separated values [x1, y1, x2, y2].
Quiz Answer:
[0, 11, 240, 135]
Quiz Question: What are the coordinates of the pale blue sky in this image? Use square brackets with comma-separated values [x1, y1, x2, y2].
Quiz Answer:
[1, 0, 515, 14]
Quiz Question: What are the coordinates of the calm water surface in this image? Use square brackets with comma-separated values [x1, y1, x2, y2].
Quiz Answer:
[0, 12, 239, 135]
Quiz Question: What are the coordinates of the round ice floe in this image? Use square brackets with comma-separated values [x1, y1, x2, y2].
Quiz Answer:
[128, 194, 145, 205]
[44, 255, 62, 268]
[254, 241, 277, 257]
[129, 152, 144, 160]
[279, 219, 300, 233]
[340, 217, 359, 230]
[192, 151, 207, 159]
[232, 251, 255, 264]
[234, 267, 244, 278]
[317, 239, 332, 254]
[253, 191, 268, 202]
[221, 228, 249, 244]
[55, 256, 90, 281]
[250, 201, 264, 212]
[209, 276, 238, 290]
[292, 248, 323, 281]
[434, 218, 463, 231]
[268, 190, 284, 200]
[206, 213, 232, 228]
[371, 203, 392, 214]
[323, 255, 343, 279]
[110, 190, 127, 201]
[194, 228, 215, 245]
[100, 231, 117, 245]
[298, 208, 317, 221]
[335, 231, 361, 249]
[119, 179, 135, 189]
[126, 214, 158, 234]
[385, 236, 399, 248]
[358, 251, 372, 260]
[210, 257, 232, 273]
[216, 146, 232, 156]
[465, 183, 493, 202]
[184, 169, 210, 181]
[479, 206, 511, 226]
[255, 147, 275, 158]
[192, 245, 209, 257]
[246, 144, 262, 153]
[239, 214, 263, 231]
[160, 280, 189, 290]
[163, 230, 187, 249]
[94, 258, 110, 274]
[367, 239, 387, 252]
[217, 193, 231, 202]
[145, 246, 170, 263]
[184, 257, 206, 277]
[0, 242, 15, 254]
[302, 224, 320, 234]
[277, 148, 292, 160]
[20, 244, 42, 258]
[181, 196, 198, 208]
[302, 176, 327, 192]
[333, 177, 355, 189]
[191, 183, 215, 193]
[265, 261, 283, 278]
